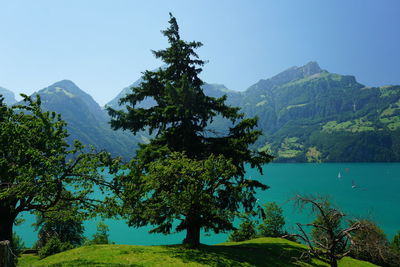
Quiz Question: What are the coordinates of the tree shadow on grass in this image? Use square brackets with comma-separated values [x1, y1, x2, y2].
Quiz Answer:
[165, 240, 327, 267]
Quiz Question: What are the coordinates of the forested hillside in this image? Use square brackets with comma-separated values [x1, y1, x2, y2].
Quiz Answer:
[110, 62, 400, 162]
[201, 62, 400, 162]
[2, 62, 398, 162]
[32, 80, 145, 159]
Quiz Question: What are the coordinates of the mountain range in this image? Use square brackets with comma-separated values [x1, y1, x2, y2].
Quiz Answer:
[1, 62, 399, 162]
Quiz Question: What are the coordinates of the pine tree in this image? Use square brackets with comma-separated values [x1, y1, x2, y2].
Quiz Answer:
[108, 13, 272, 248]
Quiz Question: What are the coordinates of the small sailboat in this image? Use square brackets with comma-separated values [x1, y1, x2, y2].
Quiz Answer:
[338, 172, 342, 179]
[352, 180, 357, 189]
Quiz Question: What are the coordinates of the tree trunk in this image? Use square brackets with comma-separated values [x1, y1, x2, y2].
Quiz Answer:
[0, 211, 16, 267]
[329, 258, 338, 267]
[0, 240, 14, 267]
[183, 224, 201, 248]
[0, 214, 14, 243]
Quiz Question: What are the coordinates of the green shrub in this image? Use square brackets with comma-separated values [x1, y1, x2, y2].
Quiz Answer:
[392, 231, 400, 251]
[85, 221, 111, 245]
[11, 232, 25, 257]
[350, 220, 400, 266]
[258, 202, 285, 237]
[35, 211, 84, 249]
[228, 219, 257, 242]
[38, 236, 73, 259]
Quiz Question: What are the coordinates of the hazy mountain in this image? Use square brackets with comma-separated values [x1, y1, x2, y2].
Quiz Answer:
[106, 77, 144, 110]
[34, 80, 145, 159]
[0, 86, 17, 105]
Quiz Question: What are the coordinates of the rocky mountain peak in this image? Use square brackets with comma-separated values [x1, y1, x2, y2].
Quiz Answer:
[268, 61, 323, 86]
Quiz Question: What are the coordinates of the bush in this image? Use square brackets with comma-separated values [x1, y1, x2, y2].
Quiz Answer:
[35, 213, 84, 249]
[85, 221, 111, 245]
[350, 219, 400, 266]
[392, 231, 400, 251]
[9, 232, 26, 265]
[228, 219, 257, 242]
[258, 202, 285, 237]
[38, 236, 73, 259]
[11, 232, 25, 257]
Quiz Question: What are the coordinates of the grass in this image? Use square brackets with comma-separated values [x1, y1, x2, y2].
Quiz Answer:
[322, 119, 375, 133]
[18, 237, 378, 267]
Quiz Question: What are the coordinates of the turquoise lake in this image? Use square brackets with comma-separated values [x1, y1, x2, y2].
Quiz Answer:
[15, 163, 400, 247]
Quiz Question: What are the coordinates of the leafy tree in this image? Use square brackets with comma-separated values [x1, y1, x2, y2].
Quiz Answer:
[392, 231, 400, 251]
[107, 14, 272, 248]
[34, 204, 85, 250]
[258, 202, 285, 237]
[88, 221, 111, 245]
[0, 95, 117, 265]
[228, 215, 258, 242]
[292, 195, 361, 267]
[350, 220, 400, 266]
[38, 236, 73, 259]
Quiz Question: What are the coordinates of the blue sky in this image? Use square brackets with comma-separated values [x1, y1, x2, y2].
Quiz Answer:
[1, 0, 399, 105]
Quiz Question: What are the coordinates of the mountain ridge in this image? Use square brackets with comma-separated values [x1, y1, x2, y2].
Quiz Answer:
[3, 61, 399, 162]
[90, 61, 400, 162]
[31, 80, 143, 160]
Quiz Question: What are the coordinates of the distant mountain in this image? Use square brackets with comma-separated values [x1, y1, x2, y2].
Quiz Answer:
[106, 78, 144, 110]
[0, 86, 17, 105]
[106, 81, 239, 110]
[34, 80, 145, 160]
[216, 62, 400, 162]
[107, 62, 400, 162]
[29, 61, 399, 163]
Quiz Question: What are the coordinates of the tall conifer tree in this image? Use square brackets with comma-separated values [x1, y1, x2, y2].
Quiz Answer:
[108, 13, 273, 247]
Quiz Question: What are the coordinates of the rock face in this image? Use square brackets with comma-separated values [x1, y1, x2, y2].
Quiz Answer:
[0, 87, 17, 105]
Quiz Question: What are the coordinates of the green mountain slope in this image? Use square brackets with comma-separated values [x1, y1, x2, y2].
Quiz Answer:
[34, 80, 144, 160]
[28, 61, 399, 163]
[0, 86, 17, 105]
[234, 62, 400, 162]
[107, 62, 400, 162]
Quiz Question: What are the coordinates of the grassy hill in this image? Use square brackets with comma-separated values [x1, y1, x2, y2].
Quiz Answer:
[18, 237, 377, 267]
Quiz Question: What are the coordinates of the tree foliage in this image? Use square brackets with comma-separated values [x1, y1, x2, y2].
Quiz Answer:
[87, 221, 111, 245]
[108, 14, 272, 248]
[228, 216, 257, 242]
[350, 220, 400, 266]
[0, 94, 117, 264]
[392, 231, 400, 251]
[34, 204, 85, 250]
[258, 202, 285, 237]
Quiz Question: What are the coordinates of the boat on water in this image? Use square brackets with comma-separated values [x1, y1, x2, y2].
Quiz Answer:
[338, 172, 341, 179]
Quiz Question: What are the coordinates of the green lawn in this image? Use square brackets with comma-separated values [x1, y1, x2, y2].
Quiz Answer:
[18, 237, 378, 267]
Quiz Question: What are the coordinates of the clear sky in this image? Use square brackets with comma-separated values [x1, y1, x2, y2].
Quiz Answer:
[1, 0, 399, 105]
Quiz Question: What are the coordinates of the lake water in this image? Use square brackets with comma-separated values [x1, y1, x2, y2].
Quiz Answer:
[15, 163, 400, 247]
